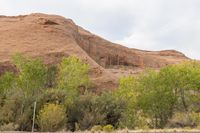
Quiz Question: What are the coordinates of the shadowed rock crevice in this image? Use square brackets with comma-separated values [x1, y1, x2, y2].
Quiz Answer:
[37, 18, 59, 25]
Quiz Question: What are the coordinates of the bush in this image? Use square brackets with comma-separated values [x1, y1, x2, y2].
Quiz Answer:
[189, 112, 200, 127]
[168, 112, 194, 128]
[0, 72, 16, 96]
[134, 111, 150, 129]
[96, 92, 125, 128]
[91, 125, 102, 132]
[39, 89, 67, 105]
[0, 123, 19, 131]
[103, 124, 114, 132]
[0, 90, 23, 126]
[1, 54, 200, 131]
[37, 103, 66, 132]
[67, 93, 105, 131]
[0, 88, 41, 131]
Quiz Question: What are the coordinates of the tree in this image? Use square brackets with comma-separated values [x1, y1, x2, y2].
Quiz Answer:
[12, 54, 47, 96]
[137, 70, 176, 128]
[115, 76, 138, 129]
[136, 61, 200, 128]
[0, 72, 16, 96]
[160, 61, 200, 112]
[6, 54, 48, 130]
[57, 56, 90, 102]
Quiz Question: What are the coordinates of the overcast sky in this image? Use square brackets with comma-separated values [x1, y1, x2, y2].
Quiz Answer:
[0, 0, 200, 59]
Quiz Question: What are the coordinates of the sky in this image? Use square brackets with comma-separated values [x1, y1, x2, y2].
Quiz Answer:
[0, 0, 200, 59]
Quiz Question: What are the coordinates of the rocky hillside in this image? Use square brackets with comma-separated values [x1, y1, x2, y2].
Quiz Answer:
[0, 13, 188, 90]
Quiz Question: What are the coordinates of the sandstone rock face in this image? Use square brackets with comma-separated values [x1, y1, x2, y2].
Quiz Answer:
[0, 13, 188, 90]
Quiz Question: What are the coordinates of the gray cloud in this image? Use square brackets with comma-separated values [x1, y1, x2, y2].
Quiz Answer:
[0, 0, 200, 59]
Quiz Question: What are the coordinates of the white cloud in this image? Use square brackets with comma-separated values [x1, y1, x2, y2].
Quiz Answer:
[115, 0, 200, 59]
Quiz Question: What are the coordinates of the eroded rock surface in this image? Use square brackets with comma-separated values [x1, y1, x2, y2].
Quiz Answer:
[0, 13, 188, 90]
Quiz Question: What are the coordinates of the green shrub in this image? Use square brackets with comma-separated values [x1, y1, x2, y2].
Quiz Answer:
[0, 88, 37, 131]
[103, 124, 114, 132]
[39, 89, 67, 105]
[96, 92, 125, 128]
[0, 72, 16, 96]
[37, 103, 66, 132]
[67, 93, 105, 131]
[0, 90, 23, 125]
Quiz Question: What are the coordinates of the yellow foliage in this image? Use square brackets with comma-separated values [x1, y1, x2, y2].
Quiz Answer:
[37, 103, 66, 132]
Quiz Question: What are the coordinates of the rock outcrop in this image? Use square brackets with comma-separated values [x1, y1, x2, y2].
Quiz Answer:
[0, 13, 188, 90]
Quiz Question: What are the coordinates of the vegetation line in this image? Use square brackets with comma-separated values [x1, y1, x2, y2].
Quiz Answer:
[0, 54, 200, 132]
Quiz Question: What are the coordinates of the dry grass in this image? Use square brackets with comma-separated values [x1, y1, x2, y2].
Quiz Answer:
[2, 129, 200, 133]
